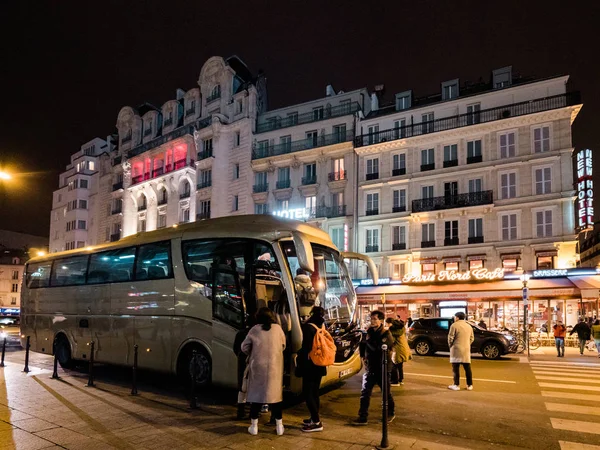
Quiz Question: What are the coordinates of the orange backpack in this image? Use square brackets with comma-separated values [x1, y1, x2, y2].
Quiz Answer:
[309, 323, 336, 366]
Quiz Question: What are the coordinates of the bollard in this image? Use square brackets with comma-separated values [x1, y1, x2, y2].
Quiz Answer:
[0, 337, 6, 368]
[131, 344, 138, 396]
[23, 336, 31, 373]
[51, 337, 59, 379]
[190, 350, 198, 409]
[86, 341, 95, 387]
[380, 343, 389, 449]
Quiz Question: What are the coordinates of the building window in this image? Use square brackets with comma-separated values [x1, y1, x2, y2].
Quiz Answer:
[305, 196, 317, 215]
[392, 153, 406, 175]
[366, 193, 379, 215]
[333, 124, 347, 143]
[77, 220, 86, 230]
[254, 203, 268, 214]
[313, 106, 324, 121]
[234, 164, 240, 179]
[367, 125, 379, 145]
[330, 227, 344, 250]
[396, 94, 411, 111]
[466, 103, 481, 125]
[303, 163, 317, 185]
[421, 113, 434, 133]
[287, 112, 298, 125]
[10, 297, 16, 305]
[468, 178, 482, 193]
[500, 172, 517, 199]
[235, 99, 243, 114]
[422, 263, 436, 275]
[391, 263, 406, 279]
[442, 82, 458, 100]
[421, 148, 435, 170]
[366, 229, 379, 252]
[199, 200, 211, 219]
[499, 132, 516, 158]
[203, 138, 213, 155]
[233, 195, 239, 212]
[469, 259, 484, 270]
[443, 144, 458, 166]
[276, 199, 289, 211]
[537, 256, 554, 269]
[306, 130, 319, 147]
[533, 126, 550, 153]
[422, 185, 434, 199]
[279, 135, 292, 153]
[199, 170, 212, 188]
[468, 218, 484, 244]
[502, 258, 518, 272]
[393, 119, 406, 139]
[393, 189, 406, 212]
[138, 217, 146, 232]
[535, 167, 552, 194]
[157, 213, 167, 229]
[445, 261, 459, 271]
[467, 140, 482, 163]
[366, 158, 379, 180]
[12, 270, 19, 280]
[501, 214, 517, 240]
[181, 207, 190, 223]
[11, 284, 18, 293]
[392, 225, 406, 250]
[421, 223, 435, 247]
[235, 131, 241, 147]
[536, 210, 553, 237]
[78, 199, 88, 209]
[444, 220, 459, 246]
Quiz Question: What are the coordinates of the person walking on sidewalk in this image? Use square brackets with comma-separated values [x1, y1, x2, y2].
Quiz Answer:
[553, 320, 567, 357]
[448, 312, 474, 391]
[591, 319, 600, 357]
[241, 307, 287, 436]
[354, 310, 395, 425]
[296, 306, 328, 433]
[569, 317, 591, 355]
[385, 318, 411, 386]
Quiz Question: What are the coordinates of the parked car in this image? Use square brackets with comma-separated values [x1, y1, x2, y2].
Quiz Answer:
[407, 318, 518, 359]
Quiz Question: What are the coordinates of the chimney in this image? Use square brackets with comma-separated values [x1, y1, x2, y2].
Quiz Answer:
[371, 93, 379, 111]
[176, 88, 186, 100]
[325, 85, 336, 97]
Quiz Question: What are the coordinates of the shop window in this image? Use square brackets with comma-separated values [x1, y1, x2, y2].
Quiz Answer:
[422, 263, 436, 275]
[469, 260, 484, 270]
[445, 262, 459, 271]
[392, 263, 406, 279]
[502, 258, 518, 272]
[537, 256, 554, 269]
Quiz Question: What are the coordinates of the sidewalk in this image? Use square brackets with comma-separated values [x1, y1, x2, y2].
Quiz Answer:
[0, 353, 520, 450]
[527, 343, 600, 362]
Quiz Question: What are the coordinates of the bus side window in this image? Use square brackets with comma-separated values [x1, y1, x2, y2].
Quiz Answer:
[135, 241, 172, 281]
[50, 255, 89, 287]
[88, 246, 136, 284]
[26, 262, 52, 288]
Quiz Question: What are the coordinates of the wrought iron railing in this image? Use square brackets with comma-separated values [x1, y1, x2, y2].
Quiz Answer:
[197, 116, 212, 129]
[355, 92, 581, 147]
[197, 212, 211, 220]
[412, 190, 493, 213]
[467, 155, 483, 164]
[421, 163, 435, 172]
[443, 159, 458, 168]
[444, 237, 460, 246]
[252, 129, 354, 159]
[197, 181, 211, 190]
[110, 233, 121, 242]
[256, 102, 360, 133]
[392, 206, 406, 213]
[366, 172, 379, 181]
[468, 236, 485, 244]
[276, 180, 291, 189]
[253, 184, 268, 193]
[198, 150, 213, 160]
[111, 207, 122, 215]
[180, 191, 191, 199]
[185, 108, 196, 117]
[392, 168, 406, 176]
[421, 241, 436, 248]
[302, 176, 317, 185]
[315, 205, 347, 218]
[365, 245, 379, 253]
[328, 171, 347, 181]
[206, 91, 221, 103]
[366, 209, 379, 216]
[128, 125, 195, 158]
[112, 182, 123, 191]
[392, 243, 406, 250]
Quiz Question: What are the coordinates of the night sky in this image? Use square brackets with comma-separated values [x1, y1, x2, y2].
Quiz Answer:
[1, 0, 598, 237]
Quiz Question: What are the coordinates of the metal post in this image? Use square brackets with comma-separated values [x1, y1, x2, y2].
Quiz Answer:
[86, 341, 95, 387]
[190, 350, 198, 409]
[0, 337, 6, 367]
[51, 337, 59, 379]
[23, 336, 30, 373]
[131, 344, 138, 395]
[380, 343, 389, 449]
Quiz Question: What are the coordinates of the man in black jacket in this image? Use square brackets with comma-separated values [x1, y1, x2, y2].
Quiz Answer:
[354, 310, 395, 425]
[296, 306, 328, 432]
[570, 317, 591, 355]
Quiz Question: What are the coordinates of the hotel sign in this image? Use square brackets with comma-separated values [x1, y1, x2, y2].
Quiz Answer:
[402, 268, 505, 284]
[577, 148, 594, 231]
[272, 208, 310, 220]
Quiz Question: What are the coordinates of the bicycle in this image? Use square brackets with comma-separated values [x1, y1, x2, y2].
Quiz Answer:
[514, 333, 541, 353]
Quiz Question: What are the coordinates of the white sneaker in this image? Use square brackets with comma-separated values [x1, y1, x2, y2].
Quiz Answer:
[466, 385, 473, 391]
[275, 419, 284, 436]
[448, 384, 460, 391]
[248, 419, 258, 435]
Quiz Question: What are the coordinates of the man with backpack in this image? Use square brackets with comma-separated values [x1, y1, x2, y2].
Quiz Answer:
[570, 317, 591, 355]
[296, 306, 335, 432]
[354, 310, 395, 425]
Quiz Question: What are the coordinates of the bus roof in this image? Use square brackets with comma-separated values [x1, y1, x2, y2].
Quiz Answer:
[29, 215, 335, 263]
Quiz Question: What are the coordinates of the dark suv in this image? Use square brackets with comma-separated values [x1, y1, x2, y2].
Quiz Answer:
[407, 318, 518, 359]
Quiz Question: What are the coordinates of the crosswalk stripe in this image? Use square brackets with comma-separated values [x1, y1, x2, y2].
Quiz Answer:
[533, 370, 600, 378]
[531, 363, 600, 371]
[531, 361, 600, 368]
[539, 382, 600, 392]
[552, 418, 600, 435]
[542, 391, 600, 402]
[546, 402, 600, 416]
[560, 441, 600, 449]
[535, 375, 600, 384]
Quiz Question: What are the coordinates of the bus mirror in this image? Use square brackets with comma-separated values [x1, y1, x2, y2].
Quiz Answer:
[341, 252, 379, 285]
[292, 232, 314, 273]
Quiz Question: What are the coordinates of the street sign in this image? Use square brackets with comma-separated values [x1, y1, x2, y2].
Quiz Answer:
[522, 287, 529, 306]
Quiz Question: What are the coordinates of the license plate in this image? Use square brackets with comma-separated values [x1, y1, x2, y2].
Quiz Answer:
[339, 368, 352, 378]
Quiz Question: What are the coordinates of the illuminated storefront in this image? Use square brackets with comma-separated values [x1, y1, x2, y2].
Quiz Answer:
[355, 268, 600, 330]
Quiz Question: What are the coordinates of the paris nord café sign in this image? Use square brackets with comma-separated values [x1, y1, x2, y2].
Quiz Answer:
[402, 268, 505, 284]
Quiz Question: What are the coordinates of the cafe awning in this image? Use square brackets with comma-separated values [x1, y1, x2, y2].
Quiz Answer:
[568, 276, 600, 299]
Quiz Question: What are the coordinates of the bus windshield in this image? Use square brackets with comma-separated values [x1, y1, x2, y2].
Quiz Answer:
[280, 241, 356, 324]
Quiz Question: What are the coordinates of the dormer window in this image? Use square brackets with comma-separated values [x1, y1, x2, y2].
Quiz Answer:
[442, 79, 459, 100]
[207, 85, 221, 103]
[165, 110, 174, 127]
[122, 129, 132, 144]
[144, 120, 152, 136]
[395, 91, 412, 111]
[186, 99, 196, 117]
[493, 66, 512, 89]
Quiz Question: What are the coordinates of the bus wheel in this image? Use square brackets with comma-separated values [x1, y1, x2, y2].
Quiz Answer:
[178, 345, 211, 388]
[55, 334, 73, 368]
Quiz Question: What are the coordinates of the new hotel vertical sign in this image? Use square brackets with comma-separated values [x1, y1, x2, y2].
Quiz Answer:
[577, 148, 594, 231]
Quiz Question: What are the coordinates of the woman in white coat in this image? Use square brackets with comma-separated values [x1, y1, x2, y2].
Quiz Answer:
[241, 307, 287, 436]
[447, 311, 474, 391]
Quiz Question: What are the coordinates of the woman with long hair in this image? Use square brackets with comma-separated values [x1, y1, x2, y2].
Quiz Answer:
[241, 307, 286, 435]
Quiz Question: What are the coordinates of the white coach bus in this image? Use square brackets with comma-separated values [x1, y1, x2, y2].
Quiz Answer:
[21, 215, 377, 392]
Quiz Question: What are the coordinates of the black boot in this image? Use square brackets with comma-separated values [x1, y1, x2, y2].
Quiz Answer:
[236, 403, 246, 420]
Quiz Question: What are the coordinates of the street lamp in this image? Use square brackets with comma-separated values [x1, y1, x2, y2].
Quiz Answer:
[0, 172, 10, 180]
[520, 273, 531, 357]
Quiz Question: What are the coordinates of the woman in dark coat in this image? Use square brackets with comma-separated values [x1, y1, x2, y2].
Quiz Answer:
[296, 306, 328, 432]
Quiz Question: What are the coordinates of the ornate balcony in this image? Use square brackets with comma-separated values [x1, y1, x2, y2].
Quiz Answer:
[253, 184, 269, 193]
[328, 171, 347, 182]
[365, 245, 379, 253]
[392, 206, 406, 213]
[302, 176, 317, 186]
[316, 205, 347, 218]
[112, 182, 123, 191]
[256, 102, 360, 133]
[392, 243, 407, 251]
[276, 180, 291, 189]
[467, 155, 483, 164]
[468, 236, 485, 244]
[412, 190, 493, 213]
[366, 209, 379, 216]
[443, 159, 458, 168]
[197, 212, 211, 220]
[197, 150, 213, 161]
[392, 168, 406, 176]
[444, 237, 460, 246]
[128, 124, 195, 158]
[366, 172, 379, 181]
[355, 92, 581, 147]
[252, 129, 354, 160]
[197, 181, 212, 190]
[421, 163, 435, 172]
[421, 240, 436, 248]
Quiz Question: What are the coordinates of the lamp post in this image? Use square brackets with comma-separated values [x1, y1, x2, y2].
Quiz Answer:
[520, 273, 531, 357]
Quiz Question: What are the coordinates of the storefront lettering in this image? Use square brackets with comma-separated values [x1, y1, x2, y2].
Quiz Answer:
[533, 269, 568, 277]
[576, 148, 594, 231]
[402, 268, 504, 284]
